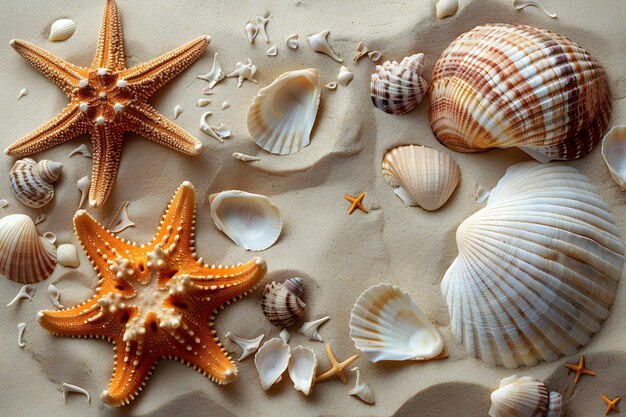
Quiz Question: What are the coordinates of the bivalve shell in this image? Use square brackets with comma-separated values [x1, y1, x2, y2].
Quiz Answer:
[601, 125, 626, 190]
[57, 244, 80, 268]
[371, 53, 428, 114]
[9, 158, 63, 208]
[254, 338, 291, 390]
[288, 346, 317, 396]
[48, 19, 77, 42]
[489, 375, 564, 417]
[261, 278, 305, 328]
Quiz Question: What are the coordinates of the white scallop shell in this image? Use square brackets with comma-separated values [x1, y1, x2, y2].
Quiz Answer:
[371, 53, 428, 114]
[288, 346, 317, 396]
[382, 145, 461, 211]
[247, 68, 321, 155]
[601, 125, 626, 190]
[48, 19, 77, 42]
[0, 214, 57, 284]
[254, 338, 291, 390]
[489, 375, 564, 417]
[57, 244, 80, 268]
[9, 158, 63, 208]
[442, 162, 625, 368]
[349, 284, 445, 362]
[209, 190, 282, 251]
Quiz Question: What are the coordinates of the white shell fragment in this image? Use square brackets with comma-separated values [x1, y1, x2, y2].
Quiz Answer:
[226, 332, 264, 362]
[43, 231, 56, 245]
[199, 112, 232, 143]
[350, 284, 445, 362]
[325, 82, 337, 90]
[255, 338, 291, 390]
[247, 68, 321, 155]
[288, 346, 317, 396]
[197, 53, 225, 89]
[245, 22, 258, 43]
[601, 125, 626, 190]
[226, 59, 258, 88]
[10, 158, 63, 208]
[17, 88, 28, 100]
[349, 367, 375, 404]
[77, 176, 90, 208]
[173, 105, 183, 119]
[209, 190, 282, 251]
[475, 185, 490, 204]
[279, 328, 290, 343]
[247, 15, 270, 43]
[6, 284, 36, 307]
[285, 33, 299, 49]
[442, 162, 625, 368]
[221, 101, 230, 110]
[338, 65, 354, 86]
[201, 86, 213, 95]
[0, 200, 7, 209]
[353, 41, 368, 63]
[435, 0, 459, 19]
[266, 45, 278, 56]
[368, 51, 382, 62]
[298, 316, 329, 342]
[69, 143, 92, 158]
[107, 200, 135, 233]
[62, 383, 90, 404]
[233, 152, 260, 162]
[17, 322, 26, 348]
[57, 244, 80, 268]
[48, 19, 77, 41]
[35, 214, 46, 225]
[47, 283, 64, 309]
[371, 53, 428, 114]
[513, 0, 557, 18]
[197, 99, 211, 107]
[307, 29, 342, 62]
[489, 375, 564, 417]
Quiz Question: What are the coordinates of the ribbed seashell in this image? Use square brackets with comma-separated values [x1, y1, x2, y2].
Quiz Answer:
[370, 53, 428, 114]
[57, 244, 80, 268]
[601, 125, 626, 190]
[9, 158, 63, 208]
[254, 338, 291, 390]
[442, 162, 625, 368]
[382, 145, 461, 211]
[209, 190, 282, 251]
[48, 19, 77, 42]
[489, 375, 564, 417]
[0, 214, 57, 284]
[288, 346, 317, 396]
[247, 68, 321, 155]
[349, 284, 445, 362]
[429, 24, 611, 162]
[261, 278, 306, 328]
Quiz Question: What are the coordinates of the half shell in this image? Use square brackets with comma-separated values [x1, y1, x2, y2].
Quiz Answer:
[288, 346, 317, 395]
[261, 278, 306, 328]
[429, 24, 611, 162]
[247, 68, 321, 155]
[9, 158, 63, 208]
[48, 19, 77, 42]
[601, 125, 626, 190]
[349, 284, 445, 362]
[371, 53, 428, 114]
[442, 162, 624, 368]
[254, 337, 291, 390]
[489, 375, 564, 417]
[382, 145, 461, 211]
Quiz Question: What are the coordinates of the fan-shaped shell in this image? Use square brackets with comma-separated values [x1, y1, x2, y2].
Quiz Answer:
[9, 158, 63, 208]
[254, 338, 291, 390]
[382, 145, 461, 211]
[429, 24, 611, 162]
[247, 68, 321, 155]
[349, 284, 445, 362]
[288, 346, 317, 395]
[442, 162, 624, 368]
[601, 125, 626, 190]
[261, 278, 306, 328]
[371, 53, 428, 114]
[209, 190, 282, 251]
[0, 214, 57, 284]
[489, 375, 564, 417]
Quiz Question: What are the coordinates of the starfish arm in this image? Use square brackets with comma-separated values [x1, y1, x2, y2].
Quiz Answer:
[86, 124, 127, 207]
[120, 36, 209, 98]
[5, 103, 86, 156]
[10, 39, 86, 96]
[91, 0, 126, 71]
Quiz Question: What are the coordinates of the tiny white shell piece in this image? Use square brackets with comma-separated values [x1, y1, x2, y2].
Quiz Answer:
[245, 22, 258, 43]
[232, 152, 260, 162]
[197, 99, 211, 107]
[43, 231, 56, 245]
[349, 367, 375, 404]
[0, 200, 7, 209]
[489, 375, 563, 417]
[248, 15, 270, 43]
[221, 101, 230, 110]
[197, 53, 225, 89]
[307, 29, 342, 62]
[325, 82, 337, 90]
[57, 244, 80, 268]
[279, 328, 290, 343]
[10, 158, 63, 208]
[35, 214, 46, 225]
[47, 283, 64, 309]
[254, 338, 291, 390]
[285, 33, 299, 49]
[69, 144, 92, 158]
[62, 383, 90, 403]
[435, 0, 459, 19]
[338, 65, 354, 86]
[17, 88, 28, 99]
[513, 0, 557, 18]
[6, 284, 36, 307]
[48, 19, 77, 41]
[601, 125, 626, 190]
[353, 41, 368, 63]
[226, 332, 264, 362]
[173, 105, 183, 119]
[17, 322, 26, 347]
[201, 86, 213, 95]
[107, 201, 135, 233]
[226, 59, 258, 88]
[288, 346, 317, 396]
[266, 45, 278, 56]
[475, 185, 490, 204]
[368, 51, 382, 62]
[77, 176, 90, 208]
[298, 316, 330, 342]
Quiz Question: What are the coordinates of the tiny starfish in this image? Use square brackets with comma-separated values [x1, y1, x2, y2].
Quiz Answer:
[315, 344, 360, 384]
[565, 354, 596, 384]
[601, 394, 621, 415]
[344, 192, 369, 214]
[37, 182, 267, 406]
[6, 0, 209, 207]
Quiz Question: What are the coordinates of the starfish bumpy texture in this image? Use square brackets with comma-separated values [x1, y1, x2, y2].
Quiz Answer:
[6, 0, 209, 207]
[37, 182, 267, 406]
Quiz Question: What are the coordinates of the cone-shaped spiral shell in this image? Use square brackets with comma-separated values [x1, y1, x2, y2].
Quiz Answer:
[0, 214, 57, 284]
[9, 158, 63, 208]
[442, 162, 624, 368]
[601, 125, 626, 190]
[288, 346, 317, 395]
[349, 284, 445, 362]
[489, 375, 564, 417]
[247, 68, 321, 155]
[254, 338, 291, 390]
[429, 24, 611, 162]
[371, 53, 428, 114]
[261, 278, 306, 328]
[382, 145, 461, 211]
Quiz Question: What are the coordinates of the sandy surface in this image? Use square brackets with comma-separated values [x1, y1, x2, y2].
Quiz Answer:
[0, 0, 624, 416]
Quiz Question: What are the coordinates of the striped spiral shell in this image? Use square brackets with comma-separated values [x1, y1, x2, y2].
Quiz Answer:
[9, 158, 63, 208]
[429, 24, 611, 162]
[261, 277, 305, 328]
[489, 376, 564, 417]
[371, 53, 428, 114]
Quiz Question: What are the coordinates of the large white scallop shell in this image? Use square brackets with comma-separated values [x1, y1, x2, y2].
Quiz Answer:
[349, 284, 445, 362]
[209, 190, 282, 251]
[254, 338, 291, 390]
[0, 214, 57, 284]
[288, 346, 317, 396]
[442, 162, 625, 368]
[382, 145, 461, 211]
[9, 158, 63, 208]
[489, 375, 564, 417]
[247, 68, 321, 155]
[370, 53, 428, 114]
[601, 125, 626, 190]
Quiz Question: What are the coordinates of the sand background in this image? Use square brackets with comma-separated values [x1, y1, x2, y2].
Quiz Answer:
[0, 0, 624, 416]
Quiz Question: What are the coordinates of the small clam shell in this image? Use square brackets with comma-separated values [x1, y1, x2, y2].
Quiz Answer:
[57, 244, 80, 268]
[48, 19, 77, 42]
[371, 53, 428, 114]
[9, 158, 63, 208]
[601, 125, 626, 190]
[435, 0, 458, 19]
[261, 278, 306, 328]
[254, 338, 291, 390]
[489, 375, 563, 417]
[288, 346, 317, 396]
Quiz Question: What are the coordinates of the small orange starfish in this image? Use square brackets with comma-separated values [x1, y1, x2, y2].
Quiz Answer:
[601, 394, 621, 415]
[344, 192, 369, 214]
[315, 344, 360, 384]
[564, 354, 595, 384]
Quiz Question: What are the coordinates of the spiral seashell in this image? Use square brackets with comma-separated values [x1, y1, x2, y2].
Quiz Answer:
[9, 158, 63, 208]
[0, 214, 57, 284]
[429, 24, 611, 162]
[261, 278, 306, 328]
[601, 125, 626, 190]
[489, 375, 564, 417]
[442, 162, 624, 368]
[370, 53, 428, 114]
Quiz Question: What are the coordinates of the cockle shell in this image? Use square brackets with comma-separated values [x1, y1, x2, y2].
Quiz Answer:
[349, 284, 445, 362]
[382, 145, 461, 211]
[442, 162, 625, 368]
[489, 375, 564, 417]
[247, 68, 321, 155]
[254, 338, 291, 390]
[209, 190, 282, 251]
[288, 346, 317, 396]
[429, 24, 611, 162]
[261, 277, 306, 328]
[9, 158, 63, 208]
[48, 19, 77, 42]
[601, 125, 626, 190]
[0, 214, 57, 284]
[371, 53, 428, 114]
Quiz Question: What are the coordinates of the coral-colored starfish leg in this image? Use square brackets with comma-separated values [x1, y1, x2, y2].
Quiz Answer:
[601, 394, 621, 415]
[344, 192, 369, 214]
[564, 355, 596, 384]
[315, 344, 360, 384]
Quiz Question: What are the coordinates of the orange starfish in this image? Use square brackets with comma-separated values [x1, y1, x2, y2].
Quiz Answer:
[37, 182, 267, 406]
[564, 354, 596, 384]
[344, 192, 369, 214]
[315, 344, 360, 384]
[6, 0, 208, 207]
[601, 394, 621, 415]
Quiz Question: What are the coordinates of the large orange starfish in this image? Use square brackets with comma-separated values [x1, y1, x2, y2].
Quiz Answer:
[6, 0, 208, 207]
[37, 182, 267, 406]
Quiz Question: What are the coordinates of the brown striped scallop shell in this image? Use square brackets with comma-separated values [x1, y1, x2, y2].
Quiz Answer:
[261, 277, 305, 328]
[370, 53, 428, 114]
[9, 158, 63, 208]
[429, 24, 611, 162]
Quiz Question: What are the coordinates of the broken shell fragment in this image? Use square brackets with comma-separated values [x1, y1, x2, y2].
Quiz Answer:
[69, 144, 92, 158]
[173, 105, 183, 119]
[266, 45, 278, 56]
[513, 0, 557, 18]
[6, 284, 36, 307]
[226, 59, 258, 88]
[197, 99, 211, 107]
[325, 82, 337, 90]
[435, 0, 459, 19]
[107, 200, 135, 233]
[261, 277, 306, 328]
[338, 65, 354, 86]
[245, 22, 258, 43]
[489, 375, 564, 417]
[601, 125, 626, 190]
[226, 332, 264, 362]
[349, 367, 375, 404]
[307, 29, 342, 62]
[48, 19, 77, 42]
[232, 152, 260, 162]
[77, 176, 90, 208]
[197, 53, 225, 89]
[288, 346, 317, 396]
[285, 33, 299, 49]
[371, 53, 428, 114]
[254, 338, 291, 390]
[9, 158, 63, 208]
[57, 244, 80, 268]
[17, 88, 28, 100]
[353, 41, 368, 63]
[47, 283, 63, 309]
[368, 51, 382, 62]
[298, 316, 329, 342]
[200, 112, 232, 143]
